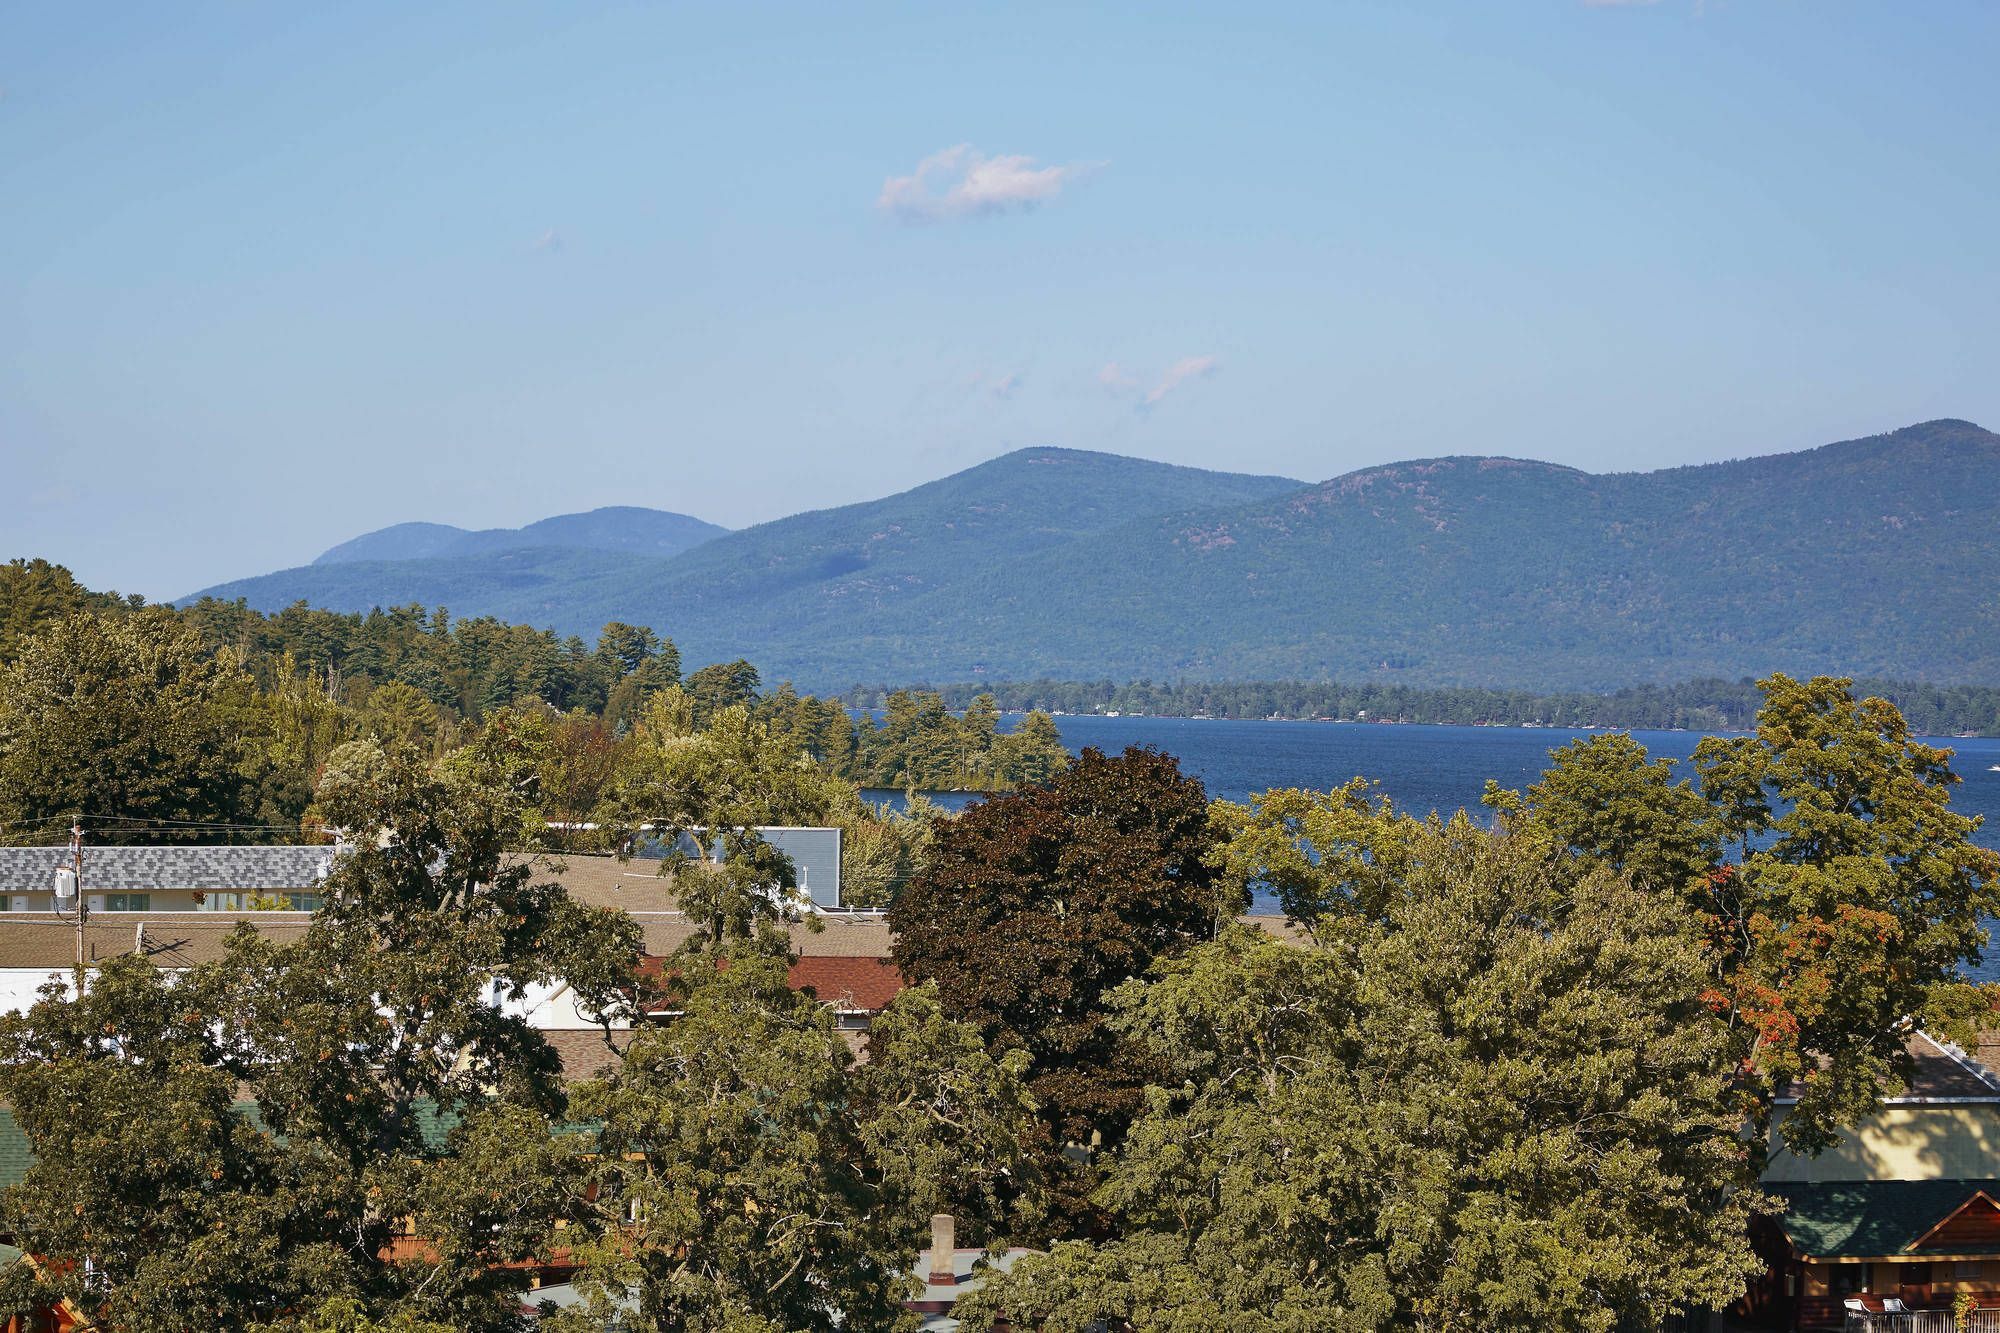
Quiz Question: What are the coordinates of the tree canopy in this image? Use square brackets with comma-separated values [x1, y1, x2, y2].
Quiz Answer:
[0, 734, 639, 1331]
[1489, 674, 2000, 1151]
[891, 746, 1226, 1234]
[0, 608, 268, 841]
[960, 818, 1765, 1332]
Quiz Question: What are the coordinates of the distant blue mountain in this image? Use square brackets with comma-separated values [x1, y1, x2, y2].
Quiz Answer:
[186, 424, 2000, 690]
[190, 447, 1305, 657]
[313, 506, 727, 565]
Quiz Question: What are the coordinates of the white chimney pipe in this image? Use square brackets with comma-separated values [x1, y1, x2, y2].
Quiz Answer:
[928, 1213, 955, 1286]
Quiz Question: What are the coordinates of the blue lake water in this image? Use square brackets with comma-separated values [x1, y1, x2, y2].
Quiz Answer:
[865, 716, 2000, 978]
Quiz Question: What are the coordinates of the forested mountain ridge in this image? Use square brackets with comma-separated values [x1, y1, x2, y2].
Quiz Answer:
[314, 505, 728, 565]
[186, 421, 2000, 689]
[854, 417, 2000, 688]
[189, 446, 1307, 654]
[602, 446, 1306, 603]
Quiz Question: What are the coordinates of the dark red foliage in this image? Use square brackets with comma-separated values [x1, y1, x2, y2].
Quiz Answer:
[889, 746, 1223, 1233]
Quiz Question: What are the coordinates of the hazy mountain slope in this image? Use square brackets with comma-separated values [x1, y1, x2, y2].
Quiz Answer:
[215, 548, 649, 624]
[796, 418, 2000, 688]
[617, 447, 1307, 603]
[313, 522, 472, 565]
[191, 448, 1306, 637]
[313, 506, 726, 566]
[188, 422, 2000, 689]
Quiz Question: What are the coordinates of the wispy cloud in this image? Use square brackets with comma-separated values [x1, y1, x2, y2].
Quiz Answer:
[533, 227, 563, 254]
[878, 145, 1098, 222]
[1144, 355, 1220, 406]
[990, 371, 1024, 400]
[1095, 356, 1221, 411]
[1096, 362, 1140, 395]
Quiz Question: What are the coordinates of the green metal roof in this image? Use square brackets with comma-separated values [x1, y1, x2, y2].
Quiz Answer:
[1769, 1179, 2000, 1259]
[0, 1098, 474, 1192]
[0, 1108, 31, 1190]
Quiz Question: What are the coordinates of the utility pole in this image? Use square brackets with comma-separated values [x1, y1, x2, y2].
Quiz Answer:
[50, 817, 87, 994]
[72, 817, 86, 981]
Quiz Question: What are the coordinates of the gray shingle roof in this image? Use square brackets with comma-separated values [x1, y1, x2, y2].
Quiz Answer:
[0, 845, 331, 893]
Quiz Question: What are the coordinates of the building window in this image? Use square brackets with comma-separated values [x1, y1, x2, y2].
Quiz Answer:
[104, 893, 151, 912]
[1830, 1264, 1868, 1297]
[284, 892, 321, 912]
[0, 895, 10, 912]
[1957, 1261, 1984, 1281]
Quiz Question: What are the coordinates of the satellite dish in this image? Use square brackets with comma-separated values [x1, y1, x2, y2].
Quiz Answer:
[52, 866, 78, 905]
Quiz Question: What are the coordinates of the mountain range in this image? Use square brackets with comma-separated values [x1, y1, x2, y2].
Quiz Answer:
[188, 420, 2000, 690]
[313, 507, 728, 565]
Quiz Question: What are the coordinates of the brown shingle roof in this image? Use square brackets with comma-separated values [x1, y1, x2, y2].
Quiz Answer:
[1778, 1032, 2000, 1102]
[789, 955, 904, 1012]
[1903, 1031, 2000, 1098]
[0, 912, 312, 969]
[516, 854, 683, 913]
[541, 1028, 633, 1082]
[633, 948, 905, 1013]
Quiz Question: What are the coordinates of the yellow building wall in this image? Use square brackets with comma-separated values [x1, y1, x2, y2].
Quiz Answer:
[1765, 1104, 2000, 1182]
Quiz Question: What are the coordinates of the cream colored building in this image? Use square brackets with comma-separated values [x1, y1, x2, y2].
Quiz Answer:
[1752, 1032, 2000, 1329]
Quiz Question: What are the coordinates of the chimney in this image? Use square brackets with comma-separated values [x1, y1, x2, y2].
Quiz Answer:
[928, 1213, 956, 1286]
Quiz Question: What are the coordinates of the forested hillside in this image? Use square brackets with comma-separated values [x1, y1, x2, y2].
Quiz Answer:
[192, 447, 1304, 653]
[185, 420, 2000, 689]
[0, 559, 1070, 847]
[865, 676, 2000, 736]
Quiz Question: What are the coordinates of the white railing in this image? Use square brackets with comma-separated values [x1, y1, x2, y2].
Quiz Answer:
[1846, 1313, 1994, 1333]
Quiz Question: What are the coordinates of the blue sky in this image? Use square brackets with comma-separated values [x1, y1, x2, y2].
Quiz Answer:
[4, 1, 1997, 598]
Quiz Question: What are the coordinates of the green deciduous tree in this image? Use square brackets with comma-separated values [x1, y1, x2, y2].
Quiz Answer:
[357, 679, 445, 752]
[1493, 675, 2000, 1152]
[551, 958, 1038, 1333]
[253, 1297, 458, 1333]
[608, 689, 848, 947]
[838, 792, 944, 911]
[960, 819, 1763, 1333]
[0, 733, 639, 1331]
[0, 608, 265, 842]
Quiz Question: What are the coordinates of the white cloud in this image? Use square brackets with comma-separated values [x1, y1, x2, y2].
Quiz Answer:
[990, 371, 1023, 400]
[878, 145, 1097, 222]
[533, 227, 562, 253]
[1144, 355, 1220, 406]
[1096, 362, 1140, 394]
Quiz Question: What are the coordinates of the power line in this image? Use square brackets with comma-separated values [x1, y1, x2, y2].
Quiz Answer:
[0, 813, 84, 833]
[80, 813, 313, 833]
[5, 813, 312, 835]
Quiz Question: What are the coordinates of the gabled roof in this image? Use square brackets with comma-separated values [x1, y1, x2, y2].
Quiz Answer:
[631, 952, 906, 1014]
[789, 955, 904, 1011]
[1775, 1031, 2000, 1104]
[0, 845, 330, 893]
[1768, 1179, 2000, 1259]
